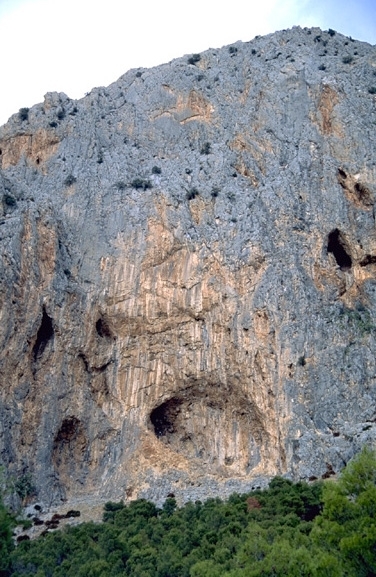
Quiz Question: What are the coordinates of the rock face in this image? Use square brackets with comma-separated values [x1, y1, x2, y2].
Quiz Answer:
[1, 26, 376, 507]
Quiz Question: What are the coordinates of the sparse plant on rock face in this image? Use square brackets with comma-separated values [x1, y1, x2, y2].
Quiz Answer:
[131, 178, 152, 190]
[152, 166, 161, 174]
[3, 194, 16, 207]
[339, 306, 374, 336]
[19, 108, 29, 122]
[64, 174, 76, 187]
[186, 188, 199, 200]
[116, 181, 127, 190]
[15, 473, 35, 502]
[200, 142, 211, 155]
[368, 86, 376, 94]
[188, 54, 201, 65]
[342, 55, 353, 64]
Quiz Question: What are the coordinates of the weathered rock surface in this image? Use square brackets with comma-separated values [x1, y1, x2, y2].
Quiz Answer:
[1, 26, 376, 508]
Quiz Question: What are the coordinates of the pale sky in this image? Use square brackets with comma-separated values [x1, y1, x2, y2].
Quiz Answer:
[0, 0, 375, 127]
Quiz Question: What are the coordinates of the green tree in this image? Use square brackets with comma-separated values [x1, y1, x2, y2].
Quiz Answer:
[312, 446, 376, 576]
[0, 496, 14, 577]
[340, 446, 376, 496]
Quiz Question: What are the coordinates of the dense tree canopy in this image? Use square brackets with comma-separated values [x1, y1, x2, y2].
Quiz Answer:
[2, 446, 376, 576]
[0, 495, 14, 577]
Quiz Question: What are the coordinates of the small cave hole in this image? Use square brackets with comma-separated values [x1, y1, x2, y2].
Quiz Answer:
[327, 229, 352, 270]
[360, 255, 376, 267]
[338, 168, 347, 179]
[150, 398, 182, 438]
[32, 307, 54, 361]
[95, 317, 112, 339]
[54, 417, 81, 444]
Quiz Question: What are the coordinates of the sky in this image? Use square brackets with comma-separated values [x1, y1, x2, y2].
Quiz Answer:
[0, 0, 375, 127]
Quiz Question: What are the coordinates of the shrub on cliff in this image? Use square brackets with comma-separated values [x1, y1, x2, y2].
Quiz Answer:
[186, 188, 199, 200]
[64, 174, 76, 187]
[130, 178, 152, 190]
[200, 142, 211, 155]
[188, 54, 201, 65]
[3, 194, 16, 208]
[14, 474, 35, 504]
[18, 108, 29, 122]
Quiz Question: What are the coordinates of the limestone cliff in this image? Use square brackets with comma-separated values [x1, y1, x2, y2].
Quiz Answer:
[1, 26, 376, 507]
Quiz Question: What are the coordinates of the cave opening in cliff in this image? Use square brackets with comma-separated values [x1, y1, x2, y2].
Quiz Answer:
[32, 307, 54, 361]
[149, 387, 268, 475]
[150, 398, 182, 438]
[327, 229, 352, 270]
[54, 417, 82, 444]
[95, 317, 113, 339]
[52, 417, 88, 487]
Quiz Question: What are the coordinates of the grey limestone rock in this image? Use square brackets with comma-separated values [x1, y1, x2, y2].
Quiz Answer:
[1, 26, 376, 508]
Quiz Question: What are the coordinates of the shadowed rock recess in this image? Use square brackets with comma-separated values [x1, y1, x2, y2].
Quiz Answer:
[1, 26, 376, 508]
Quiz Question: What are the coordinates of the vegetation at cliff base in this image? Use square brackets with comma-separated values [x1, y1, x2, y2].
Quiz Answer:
[0, 495, 14, 577]
[2, 447, 376, 576]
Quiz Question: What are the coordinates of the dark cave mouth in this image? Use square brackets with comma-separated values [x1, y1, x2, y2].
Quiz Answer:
[32, 307, 54, 361]
[54, 417, 84, 444]
[148, 386, 268, 474]
[150, 398, 183, 438]
[95, 317, 113, 339]
[327, 228, 352, 270]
